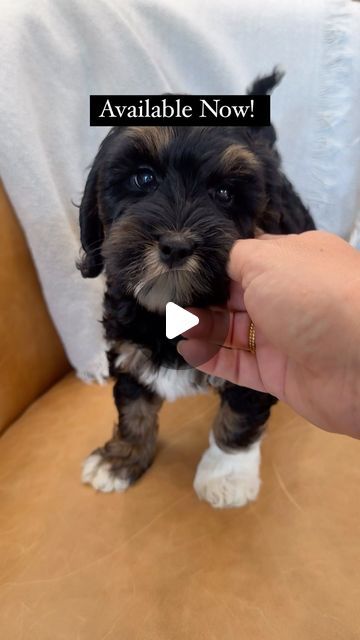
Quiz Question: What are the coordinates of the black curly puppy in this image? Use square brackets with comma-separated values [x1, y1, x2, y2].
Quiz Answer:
[78, 70, 315, 508]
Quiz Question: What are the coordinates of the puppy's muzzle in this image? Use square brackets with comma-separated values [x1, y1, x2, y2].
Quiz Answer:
[158, 232, 196, 268]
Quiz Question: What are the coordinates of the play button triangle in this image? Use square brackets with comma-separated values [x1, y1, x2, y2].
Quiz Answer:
[165, 302, 199, 340]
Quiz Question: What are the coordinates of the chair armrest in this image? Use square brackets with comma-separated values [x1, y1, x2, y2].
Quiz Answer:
[0, 182, 70, 433]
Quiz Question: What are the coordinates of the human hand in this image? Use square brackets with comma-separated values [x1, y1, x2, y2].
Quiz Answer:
[178, 231, 360, 437]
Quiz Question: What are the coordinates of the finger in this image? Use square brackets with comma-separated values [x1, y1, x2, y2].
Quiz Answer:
[182, 307, 252, 349]
[228, 235, 292, 284]
[228, 238, 261, 283]
[226, 237, 286, 310]
[177, 339, 266, 392]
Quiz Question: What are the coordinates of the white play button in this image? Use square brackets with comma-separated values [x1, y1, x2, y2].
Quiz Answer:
[165, 302, 199, 339]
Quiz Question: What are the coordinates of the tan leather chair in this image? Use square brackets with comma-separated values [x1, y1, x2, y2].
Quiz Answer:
[0, 181, 359, 640]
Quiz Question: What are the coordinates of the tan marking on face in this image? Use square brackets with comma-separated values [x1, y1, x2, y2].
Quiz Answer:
[131, 241, 203, 313]
[125, 126, 175, 156]
[184, 255, 200, 275]
[220, 144, 260, 175]
[143, 234, 200, 280]
[144, 245, 167, 279]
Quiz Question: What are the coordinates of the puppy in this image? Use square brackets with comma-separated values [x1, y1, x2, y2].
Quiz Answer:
[78, 70, 315, 508]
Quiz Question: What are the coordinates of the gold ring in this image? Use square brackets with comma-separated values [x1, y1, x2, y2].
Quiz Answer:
[248, 320, 256, 354]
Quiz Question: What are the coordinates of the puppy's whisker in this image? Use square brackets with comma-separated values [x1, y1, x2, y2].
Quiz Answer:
[82, 246, 103, 257]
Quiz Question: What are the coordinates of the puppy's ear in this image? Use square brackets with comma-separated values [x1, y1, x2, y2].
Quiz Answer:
[77, 155, 104, 278]
[246, 66, 285, 147]
[247, 66, 284, 96]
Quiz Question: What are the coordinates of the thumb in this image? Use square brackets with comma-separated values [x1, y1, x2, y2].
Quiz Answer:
[228, 234, 288, 288]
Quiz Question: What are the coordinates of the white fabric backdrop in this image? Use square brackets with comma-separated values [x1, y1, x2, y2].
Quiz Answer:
[0, 0, 359, 381]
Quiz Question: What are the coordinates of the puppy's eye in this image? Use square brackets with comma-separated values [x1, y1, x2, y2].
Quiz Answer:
[214, 184, 233, 204]
[130, 168, 158, 192]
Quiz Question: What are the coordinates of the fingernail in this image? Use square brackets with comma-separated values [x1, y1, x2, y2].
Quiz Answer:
[176, 340, 185, 356]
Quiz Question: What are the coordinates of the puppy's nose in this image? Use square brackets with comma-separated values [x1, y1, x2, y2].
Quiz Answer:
[159, 233, 195, 267]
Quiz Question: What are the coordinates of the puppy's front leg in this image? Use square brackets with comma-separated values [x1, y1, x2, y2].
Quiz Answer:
[194, 386, 276, 508]
[82, 373, 162, 492]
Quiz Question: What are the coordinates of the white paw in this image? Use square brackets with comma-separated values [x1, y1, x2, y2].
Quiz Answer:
[193, 437, 261, 509]
[81, 453, 130, 493]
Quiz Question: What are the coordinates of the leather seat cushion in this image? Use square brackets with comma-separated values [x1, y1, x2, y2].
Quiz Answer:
[0, 372, 359, 639]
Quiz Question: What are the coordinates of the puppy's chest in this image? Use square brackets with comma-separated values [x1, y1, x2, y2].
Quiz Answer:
[112, 340, 223, 401]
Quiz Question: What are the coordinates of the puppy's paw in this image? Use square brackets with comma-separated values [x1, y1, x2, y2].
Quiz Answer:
[81, 453, 130, 493]
[193, 438, 261, 509]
